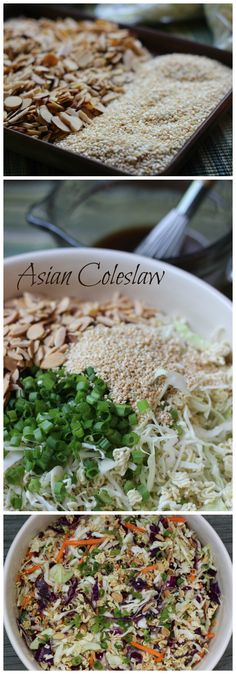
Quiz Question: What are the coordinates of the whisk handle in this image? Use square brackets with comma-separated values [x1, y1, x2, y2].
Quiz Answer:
[177, 179, 216, 219]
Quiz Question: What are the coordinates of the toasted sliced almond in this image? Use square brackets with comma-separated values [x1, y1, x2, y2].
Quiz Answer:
[7, 349, 22, 361]
[4, 95, 22, 110]
[10, 323, 28, 336]
[33, 339, 40, 354]
[52, 115, 70, 132]
[26, 323, 45, 340]
[32, 73, 45, 85]
[76, 52, 93, 68]
[12, 368, 20, 383]
[4, 17, 149, 142]
[56, 297, 70, 313]
[21, 97, 33, 109]
[54, 326, 66, 348]
[40, 351, 67, 369]
[59, 112, 83, 132]
[80, 317, 94, 332]
[63, 58, 79, 72]
[5, 356, 21, 371]
[4, 310, 18, 325]
[161, 627, 170, 637]
[69, 318, 86, 332]
[78, 110, 92, 124]
[39, 105, 53, 124]
[34, 345, 45, 365]
[111, 592, 123, 603]
[96, 316, 114, 327]
[102, 92, 118, 104]
[5, 106, 32, 123]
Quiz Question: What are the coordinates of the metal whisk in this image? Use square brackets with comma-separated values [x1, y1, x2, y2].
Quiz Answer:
[134, 180, 215, 259]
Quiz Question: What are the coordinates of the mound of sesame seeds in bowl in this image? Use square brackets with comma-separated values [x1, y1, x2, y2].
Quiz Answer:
[15, 514, 222, 670]
[4, 293, 232, 512]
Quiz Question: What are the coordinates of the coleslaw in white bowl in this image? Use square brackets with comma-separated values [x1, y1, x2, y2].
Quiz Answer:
[4, 514, 232, 670]
[4, 249, 232, 512]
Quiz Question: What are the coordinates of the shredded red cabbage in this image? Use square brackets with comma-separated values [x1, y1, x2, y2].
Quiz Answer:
[35, 641, 54, 665]
[63, 577, 78, 606]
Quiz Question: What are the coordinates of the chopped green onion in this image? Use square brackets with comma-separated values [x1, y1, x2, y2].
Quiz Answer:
[124, 480, 135, 494]
[10, 494, 22, 509]
[114, 403, 133, 417]
[132, 449, 144, 464]
[137, 399, 150, 413]
[53, 481, 66, 502]
[5, 463, 25, 485]
[4, 366, 140, 500]
[28, 478, 41, 493]
[137, 484, 150, 502]
[122, 431, 139, 447]
[170, 407, 178, 422]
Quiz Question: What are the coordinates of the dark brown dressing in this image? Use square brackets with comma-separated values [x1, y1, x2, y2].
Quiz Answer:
[95, 226, 205, 256]
[95, 226, 151, 252]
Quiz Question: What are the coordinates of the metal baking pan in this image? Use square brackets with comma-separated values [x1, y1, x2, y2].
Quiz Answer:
[4, 4, 232, 177]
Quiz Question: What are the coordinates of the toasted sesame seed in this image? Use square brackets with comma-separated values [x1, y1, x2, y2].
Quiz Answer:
[57, 53, 231, 175]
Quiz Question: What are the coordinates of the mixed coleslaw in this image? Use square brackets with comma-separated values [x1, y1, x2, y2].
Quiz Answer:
[16, 515, 221, 670]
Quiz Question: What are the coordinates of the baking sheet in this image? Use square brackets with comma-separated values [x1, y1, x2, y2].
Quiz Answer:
[4, 4, 232, 177]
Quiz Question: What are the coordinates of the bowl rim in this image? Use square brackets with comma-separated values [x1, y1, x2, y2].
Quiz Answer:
[4, 514, 232, 671]
[3, 246, 233, 311]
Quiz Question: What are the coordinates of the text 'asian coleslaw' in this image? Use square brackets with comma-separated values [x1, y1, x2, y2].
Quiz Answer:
[16, 515, 221, 670]
[4, 296, 232, 512]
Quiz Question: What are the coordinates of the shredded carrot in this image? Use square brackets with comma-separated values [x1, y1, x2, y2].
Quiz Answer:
[21, 595, 31, 608]
[88, 652, 95, 668]
[55, 537, 109, 563]
[197, 650, 206, 662]
[124, 522, 146, 534]
[22, 564, 41, 575]
[130, 642, 164, 661]
[207, 631, 215, 639]
[26, 550, 34, 559]
[16, 573, 21, 582]
[167, 516, 186, 523]
[137, 563, 159, 575]
[188, 570, 196, 583]
[55, 542, 67, 563]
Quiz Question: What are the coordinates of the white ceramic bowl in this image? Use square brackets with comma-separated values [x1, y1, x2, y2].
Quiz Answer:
[4, 248, 232, 339]
[4, 514, 232, 671]
[4, 249, 232, 669]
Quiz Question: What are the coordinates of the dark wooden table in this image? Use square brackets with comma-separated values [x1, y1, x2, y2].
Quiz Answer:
[4, 515, 232, 670]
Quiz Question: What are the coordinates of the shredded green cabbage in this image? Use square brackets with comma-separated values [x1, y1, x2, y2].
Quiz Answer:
[4, 318, 232, 512]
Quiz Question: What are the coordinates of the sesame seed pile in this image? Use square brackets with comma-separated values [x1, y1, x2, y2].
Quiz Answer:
[57, 52, 231, 175]
[66, 322, 190, 409]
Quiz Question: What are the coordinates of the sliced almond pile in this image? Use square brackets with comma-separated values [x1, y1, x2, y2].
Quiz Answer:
[4, 292, 157, 404]
[4, 17, 150, 141]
